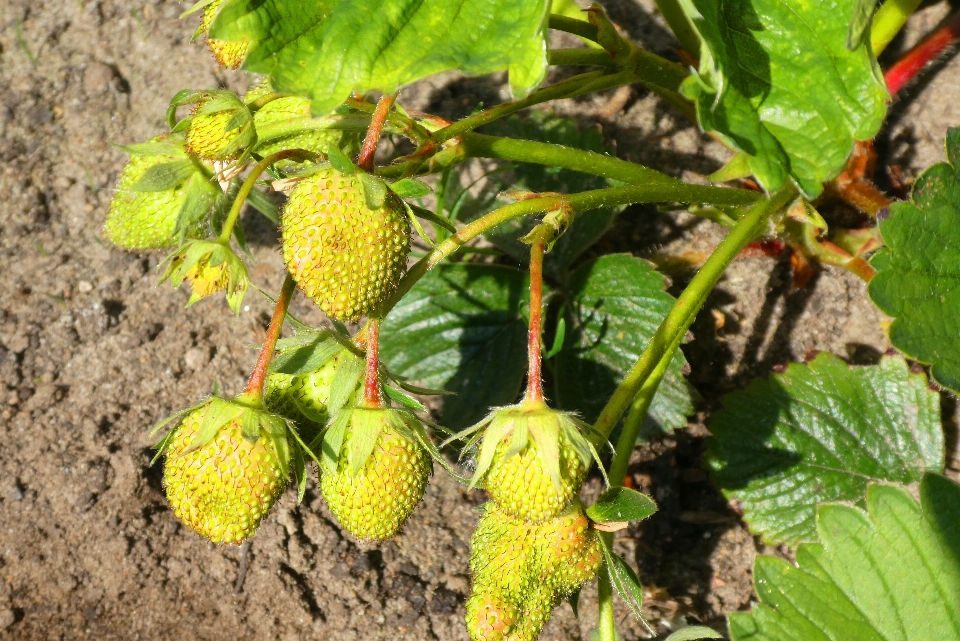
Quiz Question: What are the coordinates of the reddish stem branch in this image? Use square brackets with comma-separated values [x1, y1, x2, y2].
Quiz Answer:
[357, 93, 397, 172]
[525, 238, 546, 403]
[244, 275, 297, 399]
[885, 10, 960, 96]
[363, 318, 383, 407]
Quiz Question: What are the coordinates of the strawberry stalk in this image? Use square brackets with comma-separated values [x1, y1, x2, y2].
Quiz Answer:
[884, 10, 960, 96]
[243, 274, 296, 400]
[218, 149, 314, 244]
[358, 93, 398, 173]
[525, 237, 547, 403]
[363, 318, 384, 407]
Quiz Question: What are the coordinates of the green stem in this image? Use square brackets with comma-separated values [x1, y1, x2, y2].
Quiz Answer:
[595, 187, 797, 454]
[548, 48, 616, 67]
[597, 552, 618, 641]
[218, 150, 312, 244]
[871, 0, 923, 55]
[458, 133, 760, 207]
[654, 0, 701, 58]
[548, 14, 600, 42]
[254, 116, 373, 146]
[385, 182, 760, 316]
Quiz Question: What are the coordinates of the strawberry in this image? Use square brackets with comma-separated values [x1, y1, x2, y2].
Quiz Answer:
[280, 166, 410, 321]
[244, 80, 344, 172]
[198, 0, 248, 68]
[104, 135, 203, 250]
[460, 399, 597, 523]
[319, 405, 431, 540]
[466, 501, 601, 641]
[159, 396, 291, 544]
[265, 345, 366, 444]
[184, 92, 254, 161]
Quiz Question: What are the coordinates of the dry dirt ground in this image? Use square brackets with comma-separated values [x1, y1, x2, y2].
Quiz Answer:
[1, 0, 959, 640]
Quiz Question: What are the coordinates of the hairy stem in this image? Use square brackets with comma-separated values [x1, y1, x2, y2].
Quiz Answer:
[884, 10, 960, 95]
[548, 48, 616, 67]
[218, 150, 312, 244]
[871, 0, 923, 55]
[254, 115, 373, 146]
[596, 187, 797, 454]
[597, 554, 617, 641]
[458, 133, 760, 206]
[548, 14, 600, 42]
[243, 274, 296, 399]
[363, 318, 383, 407]
[526, 237, 546, 402]
[358, 93, 397, 172]
[654, 0, 701, 58]
[384, 182, 766, 315]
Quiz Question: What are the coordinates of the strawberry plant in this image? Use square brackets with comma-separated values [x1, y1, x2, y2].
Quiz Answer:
[103, 0, 960, 638]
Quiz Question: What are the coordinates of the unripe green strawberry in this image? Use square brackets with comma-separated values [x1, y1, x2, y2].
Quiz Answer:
[466, 592, 519, 641]
[463, 399, 594, 523]
[104, 136, 190, 250]
[470, 502, 538, 602]
[320, 406, 431, 540]
[537, 502, 602, 595]
[281, 167, 410, 321]
[184, 92, 254, 161]
[162, 397, 290, 544]
[199, 0, 248, 68]
[466, 501, 601, 641]
[245, 83, 342, 170]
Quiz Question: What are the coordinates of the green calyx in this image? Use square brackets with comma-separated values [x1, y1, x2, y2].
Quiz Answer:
[104, 134, 217, 250]
[154, 395, 293, 545]
[319, 405, 434, 540]
[467, 500, 602, 641]
[159, 238, 250, 314]
[456, 399, 603, 523]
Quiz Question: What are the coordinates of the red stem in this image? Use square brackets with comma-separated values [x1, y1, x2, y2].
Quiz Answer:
[244, 274, 297, 398]
[357, 93, 397, 172]
[884, 10, 960, 96]
[363, 318, 383, 407]
[525, 238, 546, 403]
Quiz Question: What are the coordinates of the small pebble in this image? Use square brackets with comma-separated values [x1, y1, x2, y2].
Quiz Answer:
[77, 281, 93, 293]
[0, 609, 15, 630]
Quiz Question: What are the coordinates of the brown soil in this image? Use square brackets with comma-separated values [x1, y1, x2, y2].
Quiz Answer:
[1, 0, 958, 639]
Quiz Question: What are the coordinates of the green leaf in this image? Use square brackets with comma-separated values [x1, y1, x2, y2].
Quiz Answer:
[246, 188, 280, 224]
[478, 111, 622, 277]
[210, 0, 550, 114]
[270, 332, 342, 375]
[389, 179, 431, 199]
[664, 627, 723, 641]
[599, 538, 647, 626]
[586, 486, 657, 523]
[728, 476, 960, 641]
[358, 172, 387, 210]
[555, 254, 695, 434]
[869, 129, 960, 392]
[130, 159, 197, 192]
[678, 0, 888, 197]
[847, 0, 875, 49]
[326, 146, 355, 174]
[707, 353, 943, 546]
[380, 264, 529, 430]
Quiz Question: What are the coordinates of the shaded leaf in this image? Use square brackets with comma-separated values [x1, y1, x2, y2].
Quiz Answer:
[707, 353, 943, 545]
[555, 254, 695, 434]
[380, 264, 528, 430]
